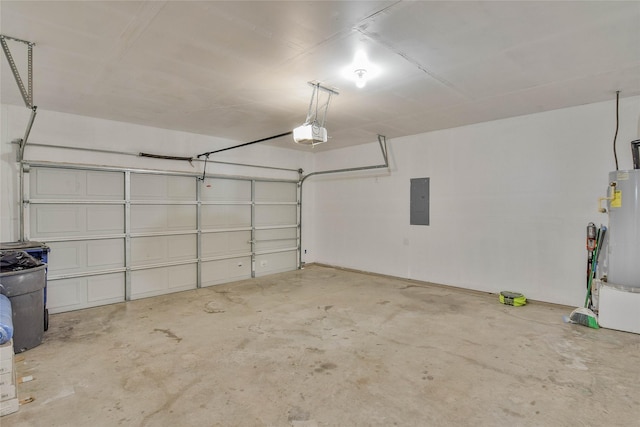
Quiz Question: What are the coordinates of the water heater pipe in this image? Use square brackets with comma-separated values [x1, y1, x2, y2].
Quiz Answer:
[631, 139, 640, 169]
[598, 182, 617, 213]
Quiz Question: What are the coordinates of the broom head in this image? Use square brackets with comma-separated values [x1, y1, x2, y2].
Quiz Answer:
[568, 307, 599, 329]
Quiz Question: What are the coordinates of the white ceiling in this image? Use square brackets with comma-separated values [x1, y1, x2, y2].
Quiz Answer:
[1, 1, 639, 152]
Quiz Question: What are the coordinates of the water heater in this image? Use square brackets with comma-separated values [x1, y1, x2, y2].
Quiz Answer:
[598, 157, 640, 334]
[606, 169, 640, 288]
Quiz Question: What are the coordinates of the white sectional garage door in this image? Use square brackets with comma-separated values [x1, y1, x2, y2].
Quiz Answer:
[26, 165, 299, 313]
[253, 181, 298, 277]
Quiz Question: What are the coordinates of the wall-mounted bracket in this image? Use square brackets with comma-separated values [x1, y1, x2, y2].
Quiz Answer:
[1, 34, 38, 162]
[1, 34, 35, 108]
[3, 34, 37, 242]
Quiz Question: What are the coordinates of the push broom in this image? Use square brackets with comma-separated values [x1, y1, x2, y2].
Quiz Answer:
[567, 225, 606, 328]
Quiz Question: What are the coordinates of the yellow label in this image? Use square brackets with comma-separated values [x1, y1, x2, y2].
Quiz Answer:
[611, 190, 622, 208]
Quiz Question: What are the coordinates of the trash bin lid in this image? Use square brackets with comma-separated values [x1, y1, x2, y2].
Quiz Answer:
[0, 241, 49, 251]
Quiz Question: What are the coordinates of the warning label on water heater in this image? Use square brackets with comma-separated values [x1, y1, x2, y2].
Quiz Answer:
[611, 190, 622, 208]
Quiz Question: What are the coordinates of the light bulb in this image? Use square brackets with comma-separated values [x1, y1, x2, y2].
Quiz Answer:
[355, 68, 367, 88]
[341, 49, 380, 88]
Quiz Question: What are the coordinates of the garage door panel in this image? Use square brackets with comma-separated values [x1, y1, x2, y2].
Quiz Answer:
[132, 236, 167, 265]
[86, 273, 125, 303]
[86, 239, 125, 269]
[255, 181, 297, 202]
[47, 239, 124, 275]
[131, 235, 196, 266]
[255, 205, 297, 226]
[255, 228, 297, 252]
[130, 264, 197, 299]
[202, 231, 250, 258]
[47, 273, 124, 314]
[31, 204, 123, 238]
[201, 257, 251, 287]
[131, 205, 166, 232]
[47, 243, 82, 272]
[86, 205, 124, 233]
[33, 205, 82, 235]
[201, 205, 251, 229]
[30, 168, 123, 200]
[130, 205, 196, 232]
[167, 177, 196, 200]
[168, 264, 196, 289]
[131, 174, 195, 201]
[131, 268, 166, 297]
[86, 171, 124, 198]
[32, 168, 82, 197]
[255, 251, 297, 277]
[201, 179, 251, 202]
[47, 278, 85, 313]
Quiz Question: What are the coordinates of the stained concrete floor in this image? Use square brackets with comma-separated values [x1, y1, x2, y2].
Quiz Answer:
[3, 265, 639, 426]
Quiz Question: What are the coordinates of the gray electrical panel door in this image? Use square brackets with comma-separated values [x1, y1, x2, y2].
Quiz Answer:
[410, 178, 429, 225]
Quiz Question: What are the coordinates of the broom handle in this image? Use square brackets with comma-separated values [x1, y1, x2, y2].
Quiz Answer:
[584, 229, 599, 308]
[584, 239, 598, 308]
[585, 226, 606, 308]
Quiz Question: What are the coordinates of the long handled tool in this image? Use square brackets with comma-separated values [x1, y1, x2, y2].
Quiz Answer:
[585, 226, 606, 310]
[567, 225, 606, 328]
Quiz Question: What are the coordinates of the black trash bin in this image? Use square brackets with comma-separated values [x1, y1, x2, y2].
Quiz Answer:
[0, 241, 50, 330]
[0, 251, 46, 353]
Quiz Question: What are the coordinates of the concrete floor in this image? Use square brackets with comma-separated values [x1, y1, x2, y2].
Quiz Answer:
[3, 265, 639, 426]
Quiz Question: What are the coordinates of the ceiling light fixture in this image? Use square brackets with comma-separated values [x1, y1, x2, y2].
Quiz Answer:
[342, 49, 380, 89]
[354, 68, 367, 88]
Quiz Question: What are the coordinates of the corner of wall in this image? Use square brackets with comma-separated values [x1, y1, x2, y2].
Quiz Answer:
[1, 105, 20, 242]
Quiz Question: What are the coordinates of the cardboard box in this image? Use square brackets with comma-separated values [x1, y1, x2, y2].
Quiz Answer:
[0, 341, 13, 375]
[0, 371, 13, 389]
[0, 341, 13, 360]
[0, 383, 15, 401]
[0, 359, 11, 376]
[0, 368, 15, 401]
[0, 397, 19, 416]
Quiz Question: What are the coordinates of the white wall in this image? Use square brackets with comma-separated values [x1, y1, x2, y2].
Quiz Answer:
[1, 105, 312, 242]
[307, 96, 640, 306]
[4, 97, 640, 306]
